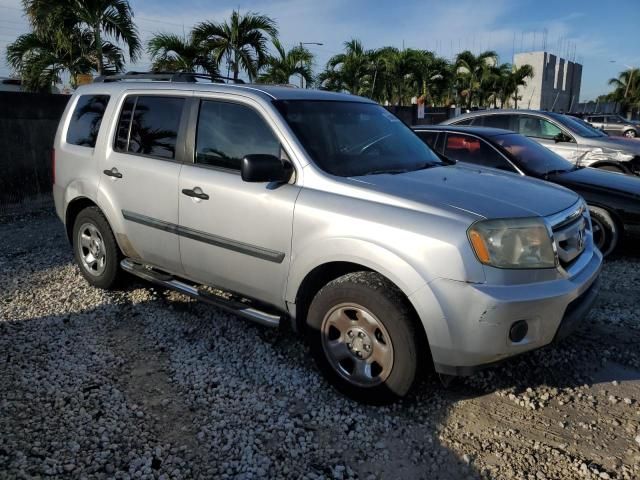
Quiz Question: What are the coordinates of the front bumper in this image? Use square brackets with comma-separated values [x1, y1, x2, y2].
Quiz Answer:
[411, 249, 602, 376]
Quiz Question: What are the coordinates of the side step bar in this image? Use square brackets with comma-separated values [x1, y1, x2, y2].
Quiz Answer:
[120, 259, 282, 328]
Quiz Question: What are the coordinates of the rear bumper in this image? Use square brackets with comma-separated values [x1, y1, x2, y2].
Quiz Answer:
[411, 249, 602, 376]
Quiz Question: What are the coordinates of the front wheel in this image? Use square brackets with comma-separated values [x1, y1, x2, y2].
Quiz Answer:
[589, 206, 620, 257]
[73, 207, 123, 289]
[624, 129, 637, 138]
[306, 272, 420, 404]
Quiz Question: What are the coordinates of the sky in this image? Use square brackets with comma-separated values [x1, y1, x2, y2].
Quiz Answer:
[0, 0, 638, 101]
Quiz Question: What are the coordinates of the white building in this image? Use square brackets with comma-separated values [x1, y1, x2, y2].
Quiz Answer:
[513, 51, 582, 112]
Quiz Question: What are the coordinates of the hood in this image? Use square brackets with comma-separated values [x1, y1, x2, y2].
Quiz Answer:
[588, 136, 640, 154]
[552, 166, 640, 199]
[349, 164, 579, 219]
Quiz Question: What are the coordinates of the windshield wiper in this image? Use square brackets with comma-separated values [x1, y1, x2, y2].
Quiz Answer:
[362, 163, 439, 176]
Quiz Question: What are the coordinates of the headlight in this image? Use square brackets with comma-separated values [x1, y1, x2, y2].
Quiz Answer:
[468, 218, 556, 269]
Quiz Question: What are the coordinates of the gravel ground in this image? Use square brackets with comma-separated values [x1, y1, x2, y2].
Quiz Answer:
[1, 209, 639, 480]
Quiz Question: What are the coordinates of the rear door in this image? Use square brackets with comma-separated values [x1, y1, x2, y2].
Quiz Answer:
[178, 96, 300, 306]
[98, 92, 188, 273]
[442, 132, 518, 172]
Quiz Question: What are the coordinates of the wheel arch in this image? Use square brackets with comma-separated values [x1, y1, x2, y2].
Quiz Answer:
[589, 160, 632, 174]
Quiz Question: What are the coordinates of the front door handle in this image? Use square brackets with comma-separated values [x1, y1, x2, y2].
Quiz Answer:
[103, 168, 123, 178]
[182, 187, 209, 200]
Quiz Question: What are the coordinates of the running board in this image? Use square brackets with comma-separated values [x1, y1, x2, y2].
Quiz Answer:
[120, 259, 282, 328]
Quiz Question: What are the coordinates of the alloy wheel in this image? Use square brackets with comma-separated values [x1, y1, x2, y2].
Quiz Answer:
[77, 222, 107, 276]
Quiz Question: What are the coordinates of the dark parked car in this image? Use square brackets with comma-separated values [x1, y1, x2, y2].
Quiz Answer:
[414, 125, 640, 256]
[441, 109, 640, 175]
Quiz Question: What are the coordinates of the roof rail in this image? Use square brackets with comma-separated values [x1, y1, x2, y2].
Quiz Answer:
[93, 71, 245, 84]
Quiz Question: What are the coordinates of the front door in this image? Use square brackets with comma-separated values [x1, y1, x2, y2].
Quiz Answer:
[515, 114, 579, 162]
[98, 93, 187, 273]
[178, 98, 300, 306]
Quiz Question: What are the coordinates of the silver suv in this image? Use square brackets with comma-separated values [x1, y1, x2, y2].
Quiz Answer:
[584, 114, 639, 138]
[443, 109, 640, 175]
[53, 77, 602, 403]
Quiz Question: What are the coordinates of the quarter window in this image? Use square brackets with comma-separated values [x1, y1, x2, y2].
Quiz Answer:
[66, 95, 110, 147]
[195, 100, 280, 171]
[444, 133, 514, 171]
[114, 96, 185, 159]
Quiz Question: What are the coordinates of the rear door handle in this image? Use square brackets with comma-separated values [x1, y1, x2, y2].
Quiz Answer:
[103, 168, 123, 178]
[182, 187, 209, 200]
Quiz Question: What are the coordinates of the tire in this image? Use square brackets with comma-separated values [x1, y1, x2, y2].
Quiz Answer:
[72, 206, 123, 289]
[305, 271, 420, 404]
[589, 206, 620, 257]
[623, 129, 637, 138]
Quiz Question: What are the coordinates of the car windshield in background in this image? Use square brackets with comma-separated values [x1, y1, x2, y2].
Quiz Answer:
[552, 114, 607, 138]
[493, 133, 575, 176]
[273, 100, 443, 177]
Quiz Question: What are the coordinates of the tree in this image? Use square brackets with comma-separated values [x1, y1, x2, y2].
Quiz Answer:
[608, 68, 640, 110]
[22, 0, 141, 76]
[147, 33, 217, 77]
[193, 11, 278, 82]
[258, 39, 313, 85]
[318, 39, 372, 95]
[454, 50, 498, 108]
[7, 29, 124, 91]
[506, 63, 534, 108]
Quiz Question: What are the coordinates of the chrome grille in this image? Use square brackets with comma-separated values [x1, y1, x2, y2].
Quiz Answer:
[550, 203, 589, 268]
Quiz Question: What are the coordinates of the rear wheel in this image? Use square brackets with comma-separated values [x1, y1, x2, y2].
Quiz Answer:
[73, 207, 123, 289]
[589, 206, 619, 257]
[306, 272, 420, 404]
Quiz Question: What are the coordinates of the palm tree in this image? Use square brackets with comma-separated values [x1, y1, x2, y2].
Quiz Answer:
[608, 68, 640, 110]
[22, 0, 141, 75]
[193, 11, 278, 82]
[147, 33, 217, 77]
[258, 39, 313, 85]
[7, 29, 124, 90]
[318, 39, 372, 95]
[454, 50, 498, 108]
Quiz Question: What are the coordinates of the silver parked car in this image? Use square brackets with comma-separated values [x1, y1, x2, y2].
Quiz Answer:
[584, 114, 639, 138]
[53, 75, 602, 403]
[442, 109, 640, 175]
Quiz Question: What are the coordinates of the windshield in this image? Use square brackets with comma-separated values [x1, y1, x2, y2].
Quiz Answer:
[493, 133, 575, 176]
[552, 113, 607, 138]
[273, 100, 443, 176]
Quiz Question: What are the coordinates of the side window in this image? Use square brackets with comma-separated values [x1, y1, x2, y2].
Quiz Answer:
[195, 100, 280, 171]
[589, 116, 604, 123]
[66, 95, 110, 147]
[480, 114, 512, 130]
[517, 116, 562, 140]
[415, 131, 439, 149]
[114, 96, 185, 159]
[444, 133, 514, 171]
[453, 117, 474, 125]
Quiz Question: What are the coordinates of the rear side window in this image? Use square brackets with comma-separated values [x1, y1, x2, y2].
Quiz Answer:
[114, 95, 185, 159]
[479, 114, 512, 130]
[66, 95, 110, 147]
[453, 117, 474, 125]
[195, 100, 280, 171]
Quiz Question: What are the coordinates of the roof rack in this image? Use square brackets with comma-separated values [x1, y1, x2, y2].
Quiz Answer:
[93, 71, 245, 84]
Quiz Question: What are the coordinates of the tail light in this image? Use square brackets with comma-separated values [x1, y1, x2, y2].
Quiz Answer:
[51, 148, 56, 185]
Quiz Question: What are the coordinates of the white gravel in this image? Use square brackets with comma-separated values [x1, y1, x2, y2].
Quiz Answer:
[1, 209, 639, 479]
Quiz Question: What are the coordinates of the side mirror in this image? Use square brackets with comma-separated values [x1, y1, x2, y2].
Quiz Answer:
[241, 154, 290, 183]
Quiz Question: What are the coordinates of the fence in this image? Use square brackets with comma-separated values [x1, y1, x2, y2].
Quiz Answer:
[0, 92, 69, 214]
